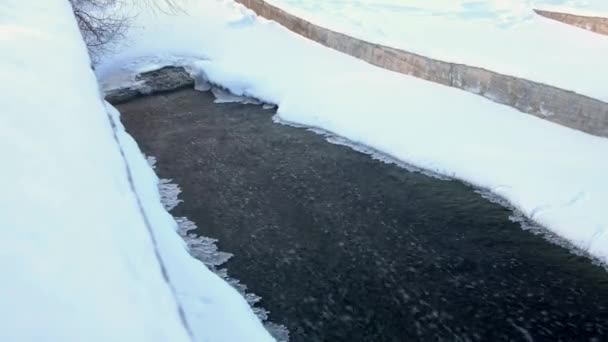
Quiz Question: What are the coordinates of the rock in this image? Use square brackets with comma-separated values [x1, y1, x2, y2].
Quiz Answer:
[105, 66, 195, 104]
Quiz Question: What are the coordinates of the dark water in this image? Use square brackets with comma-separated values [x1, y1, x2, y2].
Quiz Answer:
[118, 88, 608, 342]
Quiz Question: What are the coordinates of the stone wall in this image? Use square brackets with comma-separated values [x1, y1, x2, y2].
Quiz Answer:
[236, 0, 608, 138]
[535, 9, 608, 36]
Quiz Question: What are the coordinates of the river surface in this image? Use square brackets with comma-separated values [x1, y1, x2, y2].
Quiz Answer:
[118, 88, 608, 342]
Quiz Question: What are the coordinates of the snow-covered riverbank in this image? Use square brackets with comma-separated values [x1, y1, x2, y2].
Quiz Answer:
[0, 1, 273, 341]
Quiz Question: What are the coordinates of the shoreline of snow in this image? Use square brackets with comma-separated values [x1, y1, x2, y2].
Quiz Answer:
[282, 118, 608, 270]
[105, 103, 275, 341]
[0, 1, 274, 341]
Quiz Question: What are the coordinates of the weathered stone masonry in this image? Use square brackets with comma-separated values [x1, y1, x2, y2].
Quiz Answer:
[535, 9, 608, 36]
[236, 0, 608, 138]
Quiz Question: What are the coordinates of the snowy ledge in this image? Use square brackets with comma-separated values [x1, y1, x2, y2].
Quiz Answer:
[0, 1, 274, 341]
[533, 9, 608, 36]
[235, 0, 608, 139]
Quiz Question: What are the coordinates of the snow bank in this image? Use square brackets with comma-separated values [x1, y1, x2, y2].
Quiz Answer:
[264, 0, 608, 102]
[0, 1, 273, 341]
[535, 2, 608, 17]
[97, 0, 608, 264]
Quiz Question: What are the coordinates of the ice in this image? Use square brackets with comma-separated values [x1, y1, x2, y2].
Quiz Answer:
[212, 86, 262, 105]
[194, 75, 212, 91]
[158, 179, 184, 211]
[155, 168, 290, 340]
[188, 61, 213, 92]
[173, 216, 234, 267]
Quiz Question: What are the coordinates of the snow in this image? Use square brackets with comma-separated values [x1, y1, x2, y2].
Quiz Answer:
[264, 0, 608, 102]
[535, 2, 608, 17]
[97, 0, 608, 265]
[0, 1, 273, 341]
[3, 0, 607, 339]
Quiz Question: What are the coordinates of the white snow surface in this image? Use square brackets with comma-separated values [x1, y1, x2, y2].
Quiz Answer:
[96, 0, 608, 264]
[0, 1, 273, 341]
[264, 0, 608, 102]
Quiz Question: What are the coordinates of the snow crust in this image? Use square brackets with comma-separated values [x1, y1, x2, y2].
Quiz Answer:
[0, 1, 273, 341]
[97, 0, 608, 265]
[265, 0, 608, 102]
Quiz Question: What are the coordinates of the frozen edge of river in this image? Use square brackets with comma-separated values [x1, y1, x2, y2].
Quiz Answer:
[272, 116, 608, 272]
[146, 156, 290, 342]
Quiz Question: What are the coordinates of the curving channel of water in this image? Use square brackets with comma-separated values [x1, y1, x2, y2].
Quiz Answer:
[117, 88, 608, 342]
